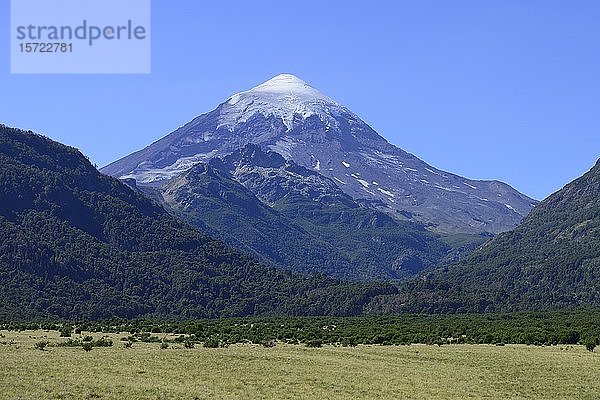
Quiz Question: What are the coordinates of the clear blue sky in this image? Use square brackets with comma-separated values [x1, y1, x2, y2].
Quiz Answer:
[1, 0, 598, 200]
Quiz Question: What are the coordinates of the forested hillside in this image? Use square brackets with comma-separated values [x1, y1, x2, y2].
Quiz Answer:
[369, 159, 600, 313]
[0, 125, 395, 320]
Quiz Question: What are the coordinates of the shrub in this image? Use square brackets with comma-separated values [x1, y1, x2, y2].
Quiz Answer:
[174, 335, 186, 343]
[83, 335, 93, 342]
[306, 339, 323, 348]
[82, 342, 93, 352]
[559, 330, 580, 345]
[59, 326, 72, 337]
[260, 339, 276, 348]
[203, 337, 220, 348]
[56, 339, 80, 347]
[160, 342, 169, 350]
[340, 337, 358, 347]
[93, 337, 113, 347]
[584, 338, 597, 353]
[122, 335, 138, 343]
[34, 340, 49, 351]
[184, 339, 195, 349]
[123, 341, 133, 349]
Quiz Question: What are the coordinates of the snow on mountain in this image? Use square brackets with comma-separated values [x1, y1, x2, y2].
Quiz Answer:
[101, 74, 537, 234]
[219, 74, 352, 131]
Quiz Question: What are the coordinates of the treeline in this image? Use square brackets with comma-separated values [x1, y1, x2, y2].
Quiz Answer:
[4, 310, 599, 350]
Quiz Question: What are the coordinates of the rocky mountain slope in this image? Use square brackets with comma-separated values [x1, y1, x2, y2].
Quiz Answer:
[102, 74, 537, 234]
[157, 144, 456, 280]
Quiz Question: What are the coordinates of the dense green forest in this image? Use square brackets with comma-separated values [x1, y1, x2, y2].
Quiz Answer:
[0, 125, 395, 320]
[2, 310, 599, 349]
[1, 124, 599, 321]
[368, 159, 600, 313]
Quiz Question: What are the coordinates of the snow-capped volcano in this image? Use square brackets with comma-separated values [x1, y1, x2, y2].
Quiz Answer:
[102, 73, 537, 234]
[219, 73, 351, 131]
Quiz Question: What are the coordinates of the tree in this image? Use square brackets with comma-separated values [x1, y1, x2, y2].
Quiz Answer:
[203, 337, 219, 348]
[584, 338, 597, 353]
[60, 326, 72, 337]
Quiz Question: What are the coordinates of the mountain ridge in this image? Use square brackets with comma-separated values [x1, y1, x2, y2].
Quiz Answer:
[157, 144, 457, 280]
[368, 157, 600, 313]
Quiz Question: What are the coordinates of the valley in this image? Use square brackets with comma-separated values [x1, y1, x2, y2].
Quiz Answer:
[3, 2, 598, 399]
[1, 328, 598, 400]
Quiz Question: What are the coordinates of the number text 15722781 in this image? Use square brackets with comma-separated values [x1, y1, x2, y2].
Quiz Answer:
[19, 43, 73, 53]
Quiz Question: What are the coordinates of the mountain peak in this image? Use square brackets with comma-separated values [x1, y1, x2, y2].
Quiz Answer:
[101, 76, 537, 234]
[250, 73, 314, 94]
[226, 74, 339, 110]
[222, 74, 345, 131]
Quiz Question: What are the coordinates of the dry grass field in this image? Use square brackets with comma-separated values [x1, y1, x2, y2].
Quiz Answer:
[0, 330, 599, 399]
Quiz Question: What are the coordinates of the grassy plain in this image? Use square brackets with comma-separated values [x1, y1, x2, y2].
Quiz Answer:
[0, 330, 598, 399]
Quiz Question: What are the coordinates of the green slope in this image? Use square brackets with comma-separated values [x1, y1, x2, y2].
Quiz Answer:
[0, 125, 395, 320]
[274, 199, 450, 279]
[369, 159, 600, 313]
[158, 163, 360, 279]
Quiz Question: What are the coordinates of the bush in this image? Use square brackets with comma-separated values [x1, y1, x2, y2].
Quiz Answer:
[584, 338, 597, 353]
[93, 337, 113, 347]
[34, 340, 49, 351]
[260, 339, 276, 348]
[60, 326, 72, 337]
[203, 337, 220, 348]
[559, 330, 580, 344]
[123, 341, 133, 349]
[82, 342, 93, 352]
[340, 337, 358, 347]
[55, 339, 80, 347]
[160, 342, 169, 350]
[184, 339, 195, 349]
[306, 339, 323, 348]
[83, 335, 93, 342]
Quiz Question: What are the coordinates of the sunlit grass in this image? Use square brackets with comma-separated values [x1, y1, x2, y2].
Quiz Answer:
[0, 330, 598, 399]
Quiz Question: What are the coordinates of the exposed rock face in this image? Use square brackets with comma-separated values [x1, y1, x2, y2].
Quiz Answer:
[157, 144, 455, 281]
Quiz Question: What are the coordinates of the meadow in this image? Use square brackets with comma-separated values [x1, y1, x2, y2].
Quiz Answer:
[1, 329, 599, 399]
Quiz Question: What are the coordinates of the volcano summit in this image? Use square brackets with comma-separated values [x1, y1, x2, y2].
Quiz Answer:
[102, 74, 536, 234]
